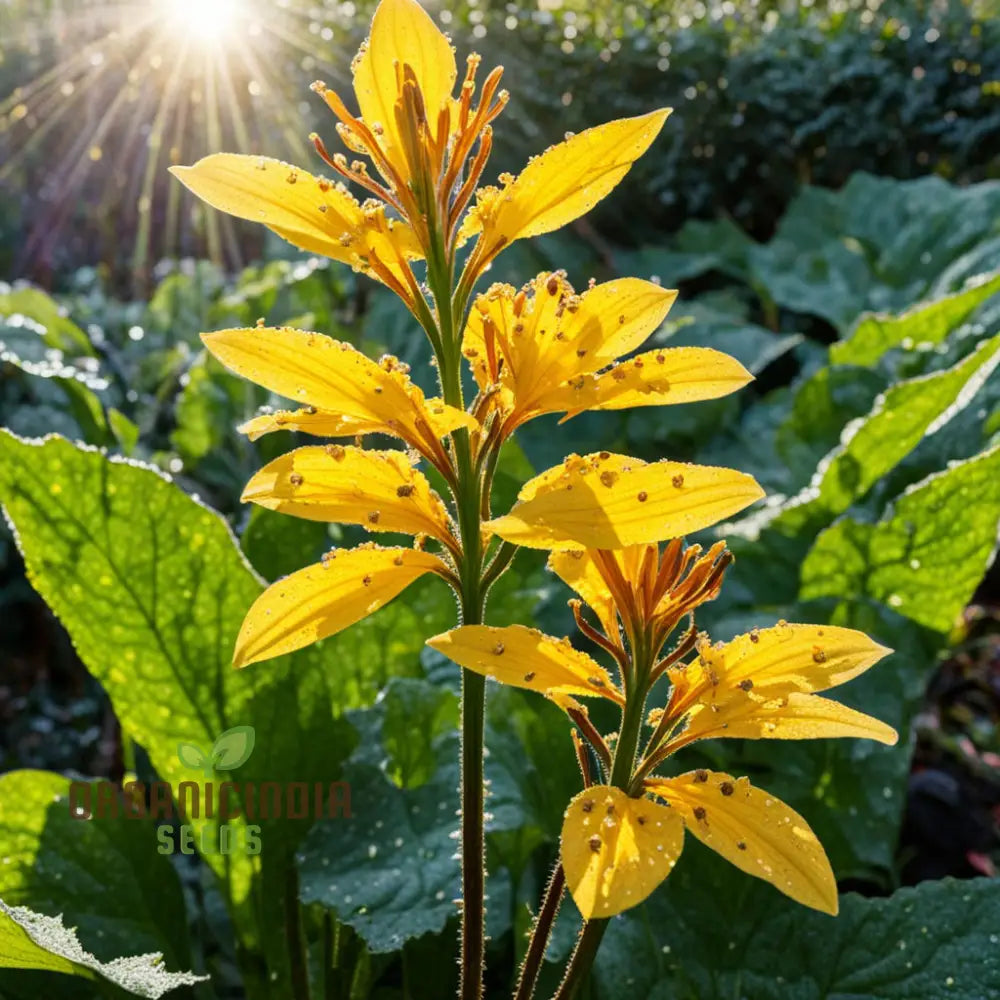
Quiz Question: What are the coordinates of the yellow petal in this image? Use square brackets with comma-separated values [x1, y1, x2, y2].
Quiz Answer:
[561, 785, 684, 919]
[239, 396, 467, 443]
[546, 550, 618, 640]
[169, 154, 422, 287]
[241, 445, 454, 544]
[353, 0, 456, 177]
[674, 691, 898, 749]
[470, 109, 671, 254]
[426, 624, 622, 704]
[238, 408, 384, 442]
[672, 623, 892, 708]
[462, 276, 677, 428]
[235, 546, 444, 667]
[487, 452, 764, 551]
[552, 347, 753, 421]
[648, 772, 838, 915]
[202, 327, 474, 454]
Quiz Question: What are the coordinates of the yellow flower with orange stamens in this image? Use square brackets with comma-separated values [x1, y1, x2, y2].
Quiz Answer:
[170, 0, 670, 305]
[428, 539, 897, 919]
[463, 270, 751, 440]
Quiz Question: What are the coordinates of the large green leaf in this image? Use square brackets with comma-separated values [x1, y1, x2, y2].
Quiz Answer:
[789, 332, 1000, 527]
[0, 432, 449, 996]
[0, 900, 204, 997]
[0, 771, 190, 968]
[574, 845, 1000, 1000]
[801, 445, 1000, 633]
[747, 174, 1000, 330]
[831, 270, 1000, 367]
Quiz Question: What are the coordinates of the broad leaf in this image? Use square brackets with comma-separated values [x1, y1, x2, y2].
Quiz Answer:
[0, 432, 448, 996]
[0, 900, 204, 998]
[801, 445, 1000, 633]
[0, 771, 191, 968]
[569, 844, 1000, 999]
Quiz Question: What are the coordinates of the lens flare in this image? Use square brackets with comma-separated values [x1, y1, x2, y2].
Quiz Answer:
[0, 0, 359, 290]
[162, 0, 239, 41]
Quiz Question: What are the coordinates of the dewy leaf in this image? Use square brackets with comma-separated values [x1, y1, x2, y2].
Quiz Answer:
[581, 849, 1000, 1000]
[769, 331, 1000, 539]
[560, 786, 683, 919]
[299, 677, 524, 953]
[0, 770, 192, 971]
[212, 725, 256, 770]
[0, 432, 444, 994]
[831, 269, 1000, 367]
[801, 445, 1000, 633]
[0, 283, 93, 354]
[0, 900, 206, 998]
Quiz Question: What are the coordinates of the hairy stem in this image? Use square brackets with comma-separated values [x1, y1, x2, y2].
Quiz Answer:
[513, 863, 566, 1000]
[428, 227, 489, 1000]
[552, 919, 607, 1000]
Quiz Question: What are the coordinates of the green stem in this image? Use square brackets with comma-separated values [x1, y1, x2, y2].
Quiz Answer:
[513, 863, 565, 1000]
[428, 228, 488, 1000]
[552, 919, 607, 1000]
[284, 866, 311, 1000]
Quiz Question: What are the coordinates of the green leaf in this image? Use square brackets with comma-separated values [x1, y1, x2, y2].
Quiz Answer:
[0, 284, 93, 355]
[801, 445, 1000, 633]
[299, 679, 531, 953]
[0, 899, 205, 997]
[298, 751, 462, 954]
[0, 770, 191, 968]
[108, 408, 140, 455]
[212, 725, 256, 771]
[0, 432, 446, 995]
[773, 331, 1000, 537]
[831, 269, 1000, 367]
[747, 173, 1000, 330]
[579, 849, 1000, 999]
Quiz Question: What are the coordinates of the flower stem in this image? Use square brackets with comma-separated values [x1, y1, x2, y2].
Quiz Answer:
[460, 661, 487, 1000]
[552, 919, 607, 1000]
[513, 863, 565, 1000]
[427, 228, 490, 1000]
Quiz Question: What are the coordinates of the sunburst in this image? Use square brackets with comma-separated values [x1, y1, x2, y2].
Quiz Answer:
[0, 0, 369, 289]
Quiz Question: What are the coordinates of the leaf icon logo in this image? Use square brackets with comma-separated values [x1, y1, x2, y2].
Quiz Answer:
[177, 726, 255, 776]
[212, 726, 256, 771]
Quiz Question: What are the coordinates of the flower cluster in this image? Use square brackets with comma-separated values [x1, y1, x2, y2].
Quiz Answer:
[172, 0, 897, 992]
[432, 541, 897, 918]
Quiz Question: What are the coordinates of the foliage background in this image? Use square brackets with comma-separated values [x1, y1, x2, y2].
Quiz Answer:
[1, 0, 999, 997]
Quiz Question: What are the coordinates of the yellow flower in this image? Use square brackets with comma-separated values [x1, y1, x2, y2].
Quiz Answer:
[200, 325, 475, 668]
[428, 540, 897, 918]
[170, 0, 671, 295]
[463, 271, 752, 438]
